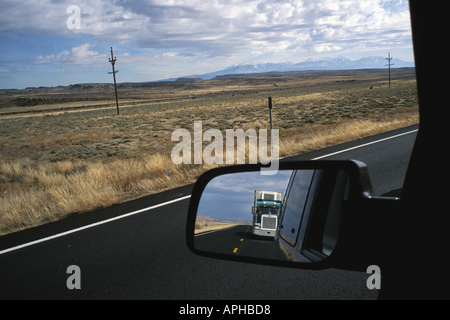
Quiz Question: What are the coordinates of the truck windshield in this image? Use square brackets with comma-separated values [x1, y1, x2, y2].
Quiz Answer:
[259, 207, 279, 215]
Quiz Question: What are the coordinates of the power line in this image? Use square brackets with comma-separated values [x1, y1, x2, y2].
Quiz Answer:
[385, 52, 394, 87]
[108, 47, 120, 115]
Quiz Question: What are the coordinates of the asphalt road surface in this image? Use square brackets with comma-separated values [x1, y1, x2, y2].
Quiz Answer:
[195, 225, 277, 260]
[0, 124, 418, 300]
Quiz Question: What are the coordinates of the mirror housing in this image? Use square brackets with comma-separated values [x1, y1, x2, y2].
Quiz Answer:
[186, 160, 400, 272]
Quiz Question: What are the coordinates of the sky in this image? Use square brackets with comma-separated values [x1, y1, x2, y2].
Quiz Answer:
[0, 0, 414, 89]
[197, 170, 292, 221]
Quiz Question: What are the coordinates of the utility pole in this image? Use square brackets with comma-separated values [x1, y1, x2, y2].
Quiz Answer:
[108, 47, 120, 115]
[385, 52, 394, 87]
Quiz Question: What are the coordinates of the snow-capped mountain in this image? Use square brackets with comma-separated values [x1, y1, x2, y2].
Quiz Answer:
[222, 62, 295, 74]
[173, 56, 414, 81]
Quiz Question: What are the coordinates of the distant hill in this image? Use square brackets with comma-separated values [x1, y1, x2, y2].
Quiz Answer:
[197, 214, 252, 225]
[170, 56, 414, 81]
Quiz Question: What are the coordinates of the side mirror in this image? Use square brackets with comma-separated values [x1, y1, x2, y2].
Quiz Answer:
[186, 160, 400, 271]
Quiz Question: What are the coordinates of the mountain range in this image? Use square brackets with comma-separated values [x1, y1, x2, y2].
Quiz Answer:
[170, 56, 414, 81]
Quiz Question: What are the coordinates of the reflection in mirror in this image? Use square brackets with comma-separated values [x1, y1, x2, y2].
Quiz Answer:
[195, 170, 291, 259]
[194, 168, 350, 263]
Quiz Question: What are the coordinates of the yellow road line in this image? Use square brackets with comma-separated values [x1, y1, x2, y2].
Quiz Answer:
[233, 248, 238, 253]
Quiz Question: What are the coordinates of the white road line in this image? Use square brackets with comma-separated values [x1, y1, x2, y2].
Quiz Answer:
[194, 230, 220, 237]
[0, 195, 191, 255]
[311, 129, 418, 160]
[0, 128, 418, 255]
[194, 225, 238, 237]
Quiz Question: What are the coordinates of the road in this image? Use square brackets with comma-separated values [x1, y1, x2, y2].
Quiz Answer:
[0, 124, 418, 300]
[195, 225, 277, 260]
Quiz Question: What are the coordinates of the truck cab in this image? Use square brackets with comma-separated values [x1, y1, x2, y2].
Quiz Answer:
[252, 190, 283, 238]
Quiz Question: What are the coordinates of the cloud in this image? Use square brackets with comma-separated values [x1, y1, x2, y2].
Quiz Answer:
[1, 0, 412, 60]
[206, 171, 291, 195]
[314, 44, 343, 52]
[163, 52, 177, 57]
[1, 0, 414, 87]
[36, 43, 106, 66]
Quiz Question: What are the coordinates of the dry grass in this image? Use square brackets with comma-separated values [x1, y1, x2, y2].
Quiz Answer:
[278, 111, 419, 158]
[0, 74, 419, 236]
[194, 221, 236, 234]
[0, 156, 217, 235]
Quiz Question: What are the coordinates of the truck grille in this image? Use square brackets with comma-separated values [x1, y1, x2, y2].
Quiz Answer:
[261, 216, 277, 230]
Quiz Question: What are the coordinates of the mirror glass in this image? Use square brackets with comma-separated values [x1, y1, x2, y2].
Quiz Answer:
[193, 168, 350, 263]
